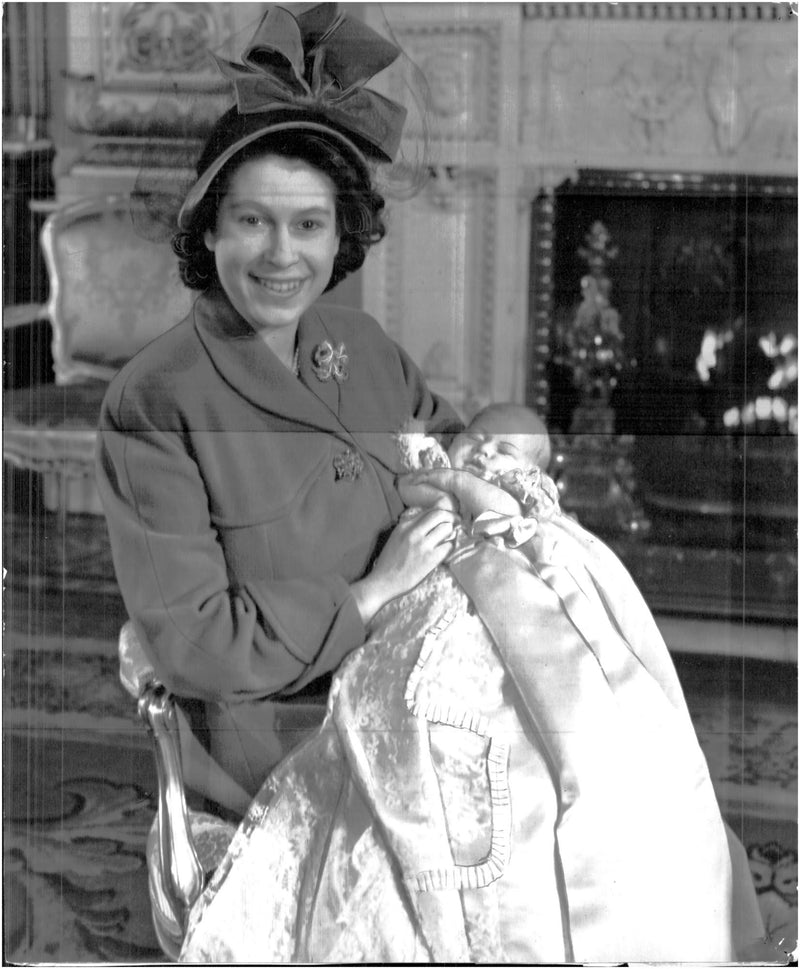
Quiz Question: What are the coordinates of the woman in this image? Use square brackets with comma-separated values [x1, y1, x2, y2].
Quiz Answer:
[100, 6, 765, 962]
[96, 4, 462, 809]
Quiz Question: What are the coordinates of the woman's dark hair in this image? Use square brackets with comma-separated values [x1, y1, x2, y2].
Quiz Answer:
[172, 129, 387, 293]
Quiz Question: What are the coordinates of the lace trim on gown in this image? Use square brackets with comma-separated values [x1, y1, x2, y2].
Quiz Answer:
[402, 607, 511, 893]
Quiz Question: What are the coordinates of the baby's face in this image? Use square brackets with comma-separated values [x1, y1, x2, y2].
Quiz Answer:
[449, 423, 539, 479]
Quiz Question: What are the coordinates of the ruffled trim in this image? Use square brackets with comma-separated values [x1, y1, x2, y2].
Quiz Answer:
[394, 418, 451, 473]
[403, 608, 511, 893]
[493, 467, 561, 520]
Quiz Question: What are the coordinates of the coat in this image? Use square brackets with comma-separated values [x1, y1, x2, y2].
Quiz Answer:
[96, 287, 462, 796]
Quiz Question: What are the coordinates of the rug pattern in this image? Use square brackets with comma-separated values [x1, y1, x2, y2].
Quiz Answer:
[4, 753, 797, 963]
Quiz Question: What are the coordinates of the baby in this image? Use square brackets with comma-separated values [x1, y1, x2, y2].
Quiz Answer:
[397, 403, 557, 536]
[183, 401, 765, 963]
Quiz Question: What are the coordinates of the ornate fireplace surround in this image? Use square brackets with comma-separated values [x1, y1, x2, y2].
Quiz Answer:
[55, 1, 797, 620]
[358, 2, 798, 622]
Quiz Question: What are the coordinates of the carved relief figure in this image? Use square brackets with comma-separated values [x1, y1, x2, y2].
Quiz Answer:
[612, 32, 694, 152]
[421, 46, 474, 122]
[119, 2, 219, 75]
[703, 29, 798, 159]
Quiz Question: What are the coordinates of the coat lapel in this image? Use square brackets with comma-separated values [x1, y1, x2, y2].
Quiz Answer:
[304, 305, 408, 474]
[193, 290, 406, 474]
[193, 289, 343, 434]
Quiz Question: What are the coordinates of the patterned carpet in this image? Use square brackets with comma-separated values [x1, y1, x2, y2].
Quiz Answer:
[4, 735, 162, 962]
[2, 513, 797, 963]
[4, 667, 797, 963]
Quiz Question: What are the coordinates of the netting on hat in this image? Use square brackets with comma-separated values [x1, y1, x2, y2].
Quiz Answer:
[129, 3, 434, 244]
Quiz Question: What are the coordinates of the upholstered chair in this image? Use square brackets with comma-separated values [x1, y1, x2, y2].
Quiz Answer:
[3, 193, 195, 518]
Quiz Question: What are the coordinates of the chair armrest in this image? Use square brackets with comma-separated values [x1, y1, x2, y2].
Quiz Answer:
[138, 682, 207, 933]
[121, 621, 206, 930]
[3, 303, 48, 330]
[119, 621, 251, 818]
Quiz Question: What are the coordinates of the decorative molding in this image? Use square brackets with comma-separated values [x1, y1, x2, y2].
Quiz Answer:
[523, 3, 796, 22]
[702, 27, 798, 158]
[520, 13, 797, 169]
[424, 165, 492, 212]
[526, 186, 556, 413]
[64, 72, 231, 137]
[74, 138, 202, 171]
[547, 167, 798, 196]
[63, 2, 244, 136]
[378, 167, 497, 410]
[99, 2, 233, 89]
[475, 173, 497, 401]
[391, 21, 503, 142]
[518, 165, 580, 201]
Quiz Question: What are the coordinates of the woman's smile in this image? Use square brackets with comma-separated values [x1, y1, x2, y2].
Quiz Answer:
[204, 154, 340, 340]
[249, 275, 307, 297]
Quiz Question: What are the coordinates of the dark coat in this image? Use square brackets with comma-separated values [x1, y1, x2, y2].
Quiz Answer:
[96, 288, 461, 796]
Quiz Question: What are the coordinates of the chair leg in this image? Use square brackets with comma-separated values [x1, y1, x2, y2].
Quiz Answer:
[138, 683, 206, 948]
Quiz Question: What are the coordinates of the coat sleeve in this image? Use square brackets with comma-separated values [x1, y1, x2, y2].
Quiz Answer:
[96, 383, 368, 704]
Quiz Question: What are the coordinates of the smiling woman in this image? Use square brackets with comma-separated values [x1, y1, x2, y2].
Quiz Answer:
[95, 3, 462, 813]
[202, 155, 340, 364]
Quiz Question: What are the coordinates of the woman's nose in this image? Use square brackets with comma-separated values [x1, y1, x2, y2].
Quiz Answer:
[268, 226, 298, 267]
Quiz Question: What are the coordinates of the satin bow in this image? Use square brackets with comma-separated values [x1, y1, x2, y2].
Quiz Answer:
[472, 511, 539, 549]
[212, 4, 407, 162]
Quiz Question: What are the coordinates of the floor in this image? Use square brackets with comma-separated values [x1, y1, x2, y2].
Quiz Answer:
[3, 508, 798, 962]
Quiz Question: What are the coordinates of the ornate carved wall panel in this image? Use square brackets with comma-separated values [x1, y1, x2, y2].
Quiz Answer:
[64, 2, 255, 139]
[386, 20, 503, 143]
[100, 3, 229, 85]
[520, 4, 797, 173]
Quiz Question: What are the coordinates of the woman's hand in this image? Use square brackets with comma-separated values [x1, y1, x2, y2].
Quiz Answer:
[350, 506, 459, 625]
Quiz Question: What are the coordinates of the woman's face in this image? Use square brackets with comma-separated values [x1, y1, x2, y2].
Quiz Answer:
[204, 153, 340, 337]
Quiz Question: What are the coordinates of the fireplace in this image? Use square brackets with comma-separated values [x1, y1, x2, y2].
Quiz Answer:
[529, 170, 797, 621]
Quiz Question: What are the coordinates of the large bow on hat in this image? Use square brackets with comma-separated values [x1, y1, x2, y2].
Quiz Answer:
[212, 3, 407, 162]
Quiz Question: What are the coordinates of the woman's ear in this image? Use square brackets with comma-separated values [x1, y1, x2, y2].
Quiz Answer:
[203, 228, 217, 252]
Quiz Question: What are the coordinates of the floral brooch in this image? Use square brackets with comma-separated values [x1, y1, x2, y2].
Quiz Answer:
[311, 341, 349, 383]
[333, 447, 364, 481]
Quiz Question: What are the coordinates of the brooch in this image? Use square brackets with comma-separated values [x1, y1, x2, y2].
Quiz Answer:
[311, 341, 349, 383]
[333, 447, 364, 481]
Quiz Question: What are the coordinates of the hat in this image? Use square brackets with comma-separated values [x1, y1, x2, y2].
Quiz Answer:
[177, 3, 407, 229]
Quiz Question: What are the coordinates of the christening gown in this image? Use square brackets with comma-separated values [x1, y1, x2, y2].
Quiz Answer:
[180, 473, 764, 963]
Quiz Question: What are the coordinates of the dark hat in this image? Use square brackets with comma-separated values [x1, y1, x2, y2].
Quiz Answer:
[177, 3, 407, 229]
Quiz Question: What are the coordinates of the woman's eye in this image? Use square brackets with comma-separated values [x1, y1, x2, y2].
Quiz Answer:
[239, 214, 262, 226]
[298, 219, 321, 231]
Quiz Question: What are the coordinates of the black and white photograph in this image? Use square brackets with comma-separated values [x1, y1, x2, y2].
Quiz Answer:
[3, 1, 797, 963]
